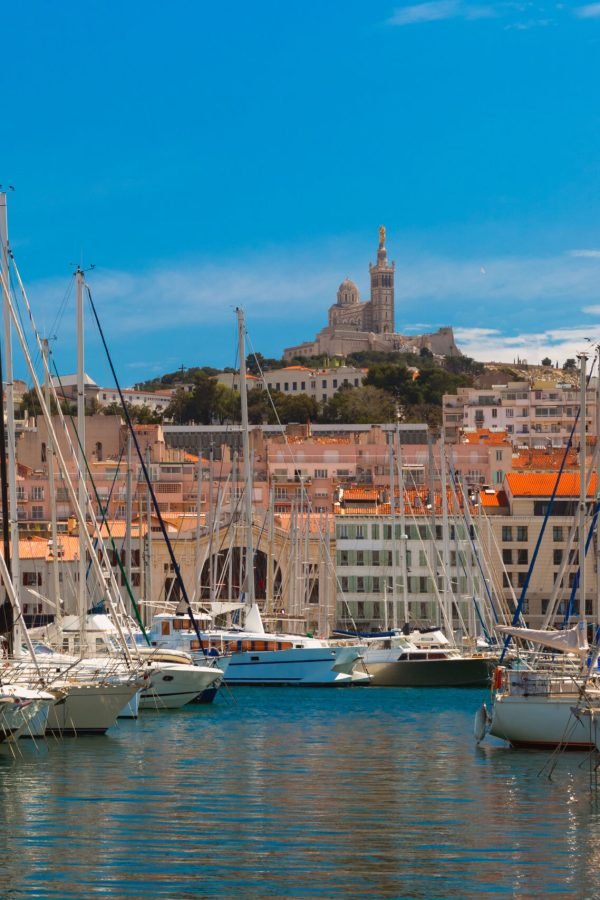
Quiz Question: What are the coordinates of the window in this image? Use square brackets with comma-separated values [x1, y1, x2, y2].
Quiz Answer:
[339, 551, 349, 566]
[505, 408, 514, 418]
[356, 577, 365, 593]
[292, 382, 297, 391]
[31, 506, 44, 521]
[517, 548, 528, 565]
[383, 524, 392, 540]
[355, 525, 366, 540]
[502, 572, 512, 587]
[338, 525, 348, 540]
[372, 578, 381, 593]
[41, 442, 47, 464]
[492, 408, 498, 419]
[495, 470, 503, 484]
[339, 577, 349, 592]
[502, 548, 513, 565]
[502, 526, 513, 542]
[516, 526, 528, 542]
[371, 524, 379, 540]
[284, 383, 289, 391]
[496, 450, 503, 461]
[31, 486, 44, 501]
[96, 441, 103, 461]
[372, 550, 380, 567]
[333, 379, 338, 388]
[553, 526, 563, 542]
[301, 382, 305, 390]
[314, 469, 328, 479]
[22, 572, 42, 586]
[356, 551, 365, 567]
[517, 572, 527, 587]
[553, 549, 562, 565]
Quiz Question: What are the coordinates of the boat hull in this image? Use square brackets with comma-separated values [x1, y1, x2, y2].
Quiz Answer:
[139, 664, 223, 709]
[215, 646, 362, 686]
[47, 681, 141, 736]
[490, 692, 597, 749]
[366, 656, 493, 687]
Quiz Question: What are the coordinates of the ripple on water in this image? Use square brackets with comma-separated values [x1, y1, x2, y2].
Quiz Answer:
[1, 687, 600, 897]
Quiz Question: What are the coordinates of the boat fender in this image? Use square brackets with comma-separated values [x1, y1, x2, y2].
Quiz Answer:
[474, 702, 491, 743]
[492, 666, 505, 692]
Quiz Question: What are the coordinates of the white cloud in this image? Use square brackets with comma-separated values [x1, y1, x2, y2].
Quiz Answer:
[570, 249, 600, 258]
[454, 324, 600, 363]
[387, 1, 495, 26]
[575, 3, 600, 18]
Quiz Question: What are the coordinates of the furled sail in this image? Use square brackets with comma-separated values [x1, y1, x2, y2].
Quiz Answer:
[496, 621, 588, 657]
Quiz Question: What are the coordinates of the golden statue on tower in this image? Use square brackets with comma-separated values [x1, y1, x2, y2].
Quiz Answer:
[379, 224, 386, 247]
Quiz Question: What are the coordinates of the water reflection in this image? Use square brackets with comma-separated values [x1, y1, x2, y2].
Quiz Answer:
[0, 688, 599, 897]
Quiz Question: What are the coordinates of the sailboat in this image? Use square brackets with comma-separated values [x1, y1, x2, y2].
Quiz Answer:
[476, 351, 600, 749]
[148, 308, 367, 686]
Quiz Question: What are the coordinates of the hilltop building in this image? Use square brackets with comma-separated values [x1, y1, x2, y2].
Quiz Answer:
[283, 226, 460, 362]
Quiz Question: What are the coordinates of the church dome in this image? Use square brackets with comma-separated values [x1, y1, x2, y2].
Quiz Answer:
[337, 278, 359, 306]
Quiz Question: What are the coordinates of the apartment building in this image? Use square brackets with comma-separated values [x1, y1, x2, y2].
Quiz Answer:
[334, 500, 488, 637]
[443, 380, 594, 448]
[477, 471, 598, 629]
[216, 365, 367, 403]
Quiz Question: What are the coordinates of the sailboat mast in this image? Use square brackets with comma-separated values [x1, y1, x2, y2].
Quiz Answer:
[237, 307, 255, 607]
[76, 268, 88, 652]
[396, 418, 409, 626]
[125, 429, 132, 595]
[596, 345, 600, 634]
[578, 352, 588, 626]
[0, 192, 22, 655]
[42, 337, 62, 625]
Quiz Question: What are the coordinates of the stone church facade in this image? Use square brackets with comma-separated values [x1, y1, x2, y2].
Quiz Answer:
[283, 227, 460, 361]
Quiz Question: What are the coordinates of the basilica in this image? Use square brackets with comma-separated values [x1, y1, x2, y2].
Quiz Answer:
[283, 227, 460, 361]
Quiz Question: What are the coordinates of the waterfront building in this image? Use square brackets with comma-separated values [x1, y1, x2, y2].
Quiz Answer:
[477, 472, 597, 630]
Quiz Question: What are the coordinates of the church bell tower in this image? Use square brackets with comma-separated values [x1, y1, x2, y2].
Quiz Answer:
[369, 225, 395, 334]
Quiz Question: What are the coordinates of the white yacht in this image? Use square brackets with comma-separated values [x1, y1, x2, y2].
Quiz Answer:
[148, 607, 367, 686]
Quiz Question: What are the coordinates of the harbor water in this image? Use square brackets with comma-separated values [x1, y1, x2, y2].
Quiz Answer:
[2, 686, 600, 898]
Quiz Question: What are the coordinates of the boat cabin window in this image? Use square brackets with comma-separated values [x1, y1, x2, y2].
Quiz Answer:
[161, 621, 170, 636]
[173, 619, 188, 630]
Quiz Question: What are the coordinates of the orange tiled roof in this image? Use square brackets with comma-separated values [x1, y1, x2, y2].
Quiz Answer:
[512, 448, 578, 470]
[463, 429, 510, 446]
[342, 488, 379, 501]
[479, 489, 509, 508]
[506, 471, 598, 497]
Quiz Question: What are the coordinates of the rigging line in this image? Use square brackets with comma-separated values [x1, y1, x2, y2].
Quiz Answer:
[51, 362, 149, 644]
[0, 266, 135, 667]
[499, 403, 591, 664]
[83, 445, 124, 582]
[449, 465, 501, 628]
[85, 284, 207, 654]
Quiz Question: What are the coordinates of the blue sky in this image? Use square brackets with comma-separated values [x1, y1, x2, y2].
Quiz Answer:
[3, 1, 600, 386]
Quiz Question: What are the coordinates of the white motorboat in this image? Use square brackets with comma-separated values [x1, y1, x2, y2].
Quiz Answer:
[149, 608, 367, 687]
